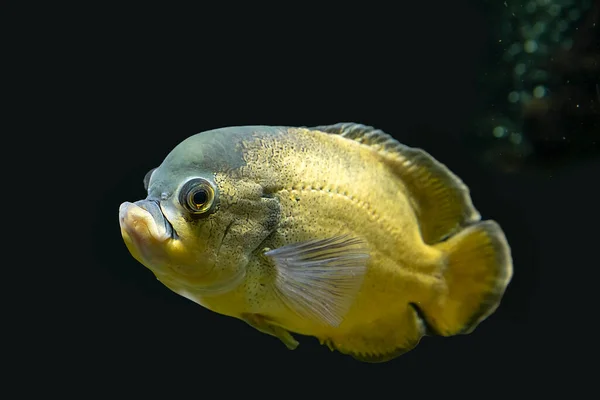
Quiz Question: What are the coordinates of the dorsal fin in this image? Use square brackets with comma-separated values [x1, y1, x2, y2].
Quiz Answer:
[310, 123, 481, 244]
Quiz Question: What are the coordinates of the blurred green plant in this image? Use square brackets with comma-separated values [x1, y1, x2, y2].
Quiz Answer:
[473, 0, 598, 172]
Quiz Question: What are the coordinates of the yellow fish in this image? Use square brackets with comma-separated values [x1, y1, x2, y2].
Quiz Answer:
[119, 123, 513, 362]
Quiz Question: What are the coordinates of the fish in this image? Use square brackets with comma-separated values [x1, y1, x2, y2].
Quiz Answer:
[119, 123, 513, 363]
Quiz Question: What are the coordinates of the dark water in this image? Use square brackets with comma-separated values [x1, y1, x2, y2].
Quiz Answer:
[49, 1, 599, 397]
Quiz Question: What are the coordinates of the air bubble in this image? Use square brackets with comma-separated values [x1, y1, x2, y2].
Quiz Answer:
[533, 85, 546, 98]
[493, 126, 507, 138]
[524, 40, 538, 53]
[520, 91, 532, 104]
[514, 63, 527, 75]
[508, 43, 522, 56]
[509, 133, 523, 145]
[508, 91, 520, 103]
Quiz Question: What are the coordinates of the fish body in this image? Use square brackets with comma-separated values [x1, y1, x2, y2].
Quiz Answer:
[119, 123, 513, 362]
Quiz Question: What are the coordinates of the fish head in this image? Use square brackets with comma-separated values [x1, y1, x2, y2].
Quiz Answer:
[119, 127, 281, 294]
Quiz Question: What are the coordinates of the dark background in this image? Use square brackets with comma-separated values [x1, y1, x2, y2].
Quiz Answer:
[32, 1, 598, 397]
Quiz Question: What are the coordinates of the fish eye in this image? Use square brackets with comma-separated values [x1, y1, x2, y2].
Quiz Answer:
[179, 178, 217, 214]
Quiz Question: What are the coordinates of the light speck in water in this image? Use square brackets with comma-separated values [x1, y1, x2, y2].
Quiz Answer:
[533, 86, 546, 98]
[508, 91, 520, 103]
[493, 126, 507, 138]
[524, 40, 538, 53]
[508, 43, 522, 56]
[520, 25, 534, 40]
[520, 91, 532, 104]
[515, 63, 527, 75]
[509, 133, 523, 145]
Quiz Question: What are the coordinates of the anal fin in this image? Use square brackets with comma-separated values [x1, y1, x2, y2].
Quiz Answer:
[325, 302, 427, 363]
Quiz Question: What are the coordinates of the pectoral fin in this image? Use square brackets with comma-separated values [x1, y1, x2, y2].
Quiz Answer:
[265, 235, 370, 328]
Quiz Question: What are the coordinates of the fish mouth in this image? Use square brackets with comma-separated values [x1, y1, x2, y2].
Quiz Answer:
[119, 199, 177, 244]
[119, 199, 245, 295]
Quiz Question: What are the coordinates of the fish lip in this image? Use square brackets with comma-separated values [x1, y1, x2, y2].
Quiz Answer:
[134, 197, 179, 240]
[145, 198, 179, 241]
[119, 199, 178, 242]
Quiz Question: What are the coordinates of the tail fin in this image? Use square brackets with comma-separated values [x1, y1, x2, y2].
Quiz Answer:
[423, 220, 513, 336]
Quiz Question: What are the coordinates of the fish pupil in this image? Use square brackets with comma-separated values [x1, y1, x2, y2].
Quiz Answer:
[193, 189, 208, 205]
